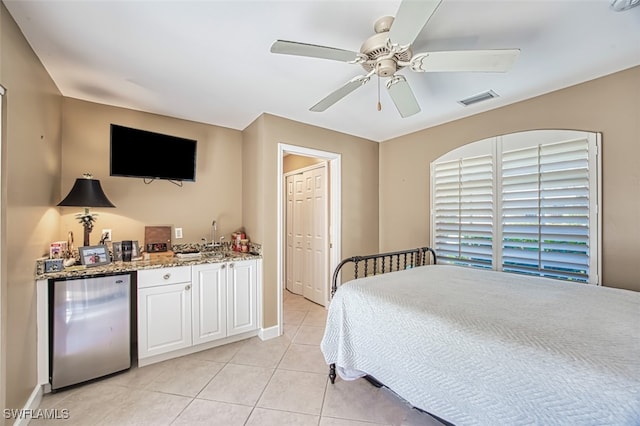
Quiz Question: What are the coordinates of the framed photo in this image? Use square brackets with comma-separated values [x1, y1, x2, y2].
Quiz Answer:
[132, 240, 140, 259]
[112, 241, 139, 261]
[112, 242, 122, 261]
[44, 258, 64, 273]
[79, 245, 111, 267]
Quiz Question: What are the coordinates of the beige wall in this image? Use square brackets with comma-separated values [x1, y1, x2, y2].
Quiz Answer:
[60, 99, 244, 246]
[243, 114, 379, 327]
[0, 3, 63, 414]
[242, 115, 265, 247]
[379, 66, 640, 292]
[283, 154, 323, 173]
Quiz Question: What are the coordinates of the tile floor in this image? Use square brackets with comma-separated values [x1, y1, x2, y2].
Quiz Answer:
[33, 290, 443, 425]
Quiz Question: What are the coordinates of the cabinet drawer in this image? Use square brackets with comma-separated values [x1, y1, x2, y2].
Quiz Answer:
[138, 266, 191, 288]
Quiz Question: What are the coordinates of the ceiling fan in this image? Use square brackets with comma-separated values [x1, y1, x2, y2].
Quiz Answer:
[270, 0, 520, 118]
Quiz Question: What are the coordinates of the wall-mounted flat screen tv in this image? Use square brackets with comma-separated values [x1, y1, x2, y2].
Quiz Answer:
[110, 124, 197, 182]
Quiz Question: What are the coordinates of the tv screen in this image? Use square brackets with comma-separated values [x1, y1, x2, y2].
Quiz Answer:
[110, 124, 197, 182]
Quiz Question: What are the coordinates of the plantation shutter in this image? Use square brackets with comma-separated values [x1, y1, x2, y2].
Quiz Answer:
[432, 154, 493, 268]
[501, 138, 591, 282]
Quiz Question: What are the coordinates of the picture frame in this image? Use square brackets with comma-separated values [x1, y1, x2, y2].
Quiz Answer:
[112, 242, 122, 261]
[79, 245, 111, 267]
[132, 240, 140, 259]
[111, 241, 140, 261]
[44, 258, 64, 273]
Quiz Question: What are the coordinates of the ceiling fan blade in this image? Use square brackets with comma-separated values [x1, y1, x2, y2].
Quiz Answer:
[388, 0, 442, 48]
[386, 75, 421, 118]
[270, 40, 360, 63]
[310, 75, 371, 112]
[410, 49, 521, 72]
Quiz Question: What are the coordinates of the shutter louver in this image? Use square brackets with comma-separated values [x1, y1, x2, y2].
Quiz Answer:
[501, 138, 590, 282]
[433, 155, 493, 268]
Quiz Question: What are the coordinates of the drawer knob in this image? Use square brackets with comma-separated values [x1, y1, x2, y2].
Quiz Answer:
[185, 284, 191, 291]
[163, 273, 171, 280]
[229, 263, 234, 268]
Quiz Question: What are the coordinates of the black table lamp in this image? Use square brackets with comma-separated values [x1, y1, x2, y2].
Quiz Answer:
[58, 173, 115, 246]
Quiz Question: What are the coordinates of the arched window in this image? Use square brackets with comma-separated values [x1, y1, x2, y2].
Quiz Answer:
[431, 130, 600, 284]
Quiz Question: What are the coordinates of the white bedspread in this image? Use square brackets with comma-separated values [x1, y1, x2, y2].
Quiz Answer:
[320, 265, 640, 425]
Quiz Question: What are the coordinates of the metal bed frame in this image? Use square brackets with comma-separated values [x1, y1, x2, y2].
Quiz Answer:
[328, 246, 437, 384]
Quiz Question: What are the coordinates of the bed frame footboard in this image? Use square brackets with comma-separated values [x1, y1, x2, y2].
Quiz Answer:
[328, 246, 436, 384]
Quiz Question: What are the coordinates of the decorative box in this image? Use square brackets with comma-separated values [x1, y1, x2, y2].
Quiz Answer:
[49, 241, 68, 259]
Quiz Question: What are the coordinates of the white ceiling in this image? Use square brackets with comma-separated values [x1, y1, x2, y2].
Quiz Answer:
[4, 0, 640, 142]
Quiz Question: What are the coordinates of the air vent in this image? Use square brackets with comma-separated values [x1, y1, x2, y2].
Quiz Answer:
[458, 90, 499, 107]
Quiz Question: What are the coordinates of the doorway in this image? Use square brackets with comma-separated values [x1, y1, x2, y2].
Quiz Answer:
[276, 144, 341, 336]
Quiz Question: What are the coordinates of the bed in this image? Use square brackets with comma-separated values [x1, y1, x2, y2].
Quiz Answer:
[320, 247, 640, 425]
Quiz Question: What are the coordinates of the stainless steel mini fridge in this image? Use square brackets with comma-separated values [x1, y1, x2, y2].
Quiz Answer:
[50, 273, 131, 390]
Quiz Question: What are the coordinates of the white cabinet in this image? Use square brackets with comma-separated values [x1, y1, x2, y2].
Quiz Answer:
[192, 259, 258, 341]
[138, 266, 192, 359]
[138, 260, 259, 363]
[226, 260, 258, 336]
[191, 263, 227, 345]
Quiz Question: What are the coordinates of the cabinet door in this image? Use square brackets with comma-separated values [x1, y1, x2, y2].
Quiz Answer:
[192, 263, 227, 345]
[138, 282, 192, 359]
[227, 260, 258, 336]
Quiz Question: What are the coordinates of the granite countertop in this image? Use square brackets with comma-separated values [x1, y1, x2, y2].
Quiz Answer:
[35, 251, 261, 281]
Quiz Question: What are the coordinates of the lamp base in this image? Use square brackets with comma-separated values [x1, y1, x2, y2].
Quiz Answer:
[83, 225, 91, 247]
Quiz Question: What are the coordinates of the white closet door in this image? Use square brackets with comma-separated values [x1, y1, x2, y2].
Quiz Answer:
[285, 175, 296, 293]
[285, 163, 328, 305]
[311, 166, 328, 305]
[292, 173, 305, 295]
[303, 170, 315, 301]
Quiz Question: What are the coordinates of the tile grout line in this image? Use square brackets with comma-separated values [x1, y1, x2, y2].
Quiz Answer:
[167, 340, 251, 424]
[241, 295, 305, 425]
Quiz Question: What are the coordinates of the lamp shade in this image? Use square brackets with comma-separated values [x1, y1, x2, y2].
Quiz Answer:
[58, 177, 115, 208]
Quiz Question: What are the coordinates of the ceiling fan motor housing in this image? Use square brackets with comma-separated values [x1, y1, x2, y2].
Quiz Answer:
[360, 28, 412, 76]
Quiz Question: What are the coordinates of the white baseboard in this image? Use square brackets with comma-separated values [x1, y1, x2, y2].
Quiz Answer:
[138, 330, 258, 367]
[259, 325, 280, 341]
[12, 385, 43, 426]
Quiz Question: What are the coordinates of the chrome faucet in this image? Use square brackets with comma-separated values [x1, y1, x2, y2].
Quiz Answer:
[211, 220, 217, 246]
[203, 220, 223, 249]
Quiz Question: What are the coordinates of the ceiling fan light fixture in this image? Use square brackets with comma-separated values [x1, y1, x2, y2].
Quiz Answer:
[458, 90, 499, 107]
[610, 0, 640, 11]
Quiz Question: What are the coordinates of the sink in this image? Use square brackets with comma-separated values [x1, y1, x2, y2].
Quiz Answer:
[174, 251, 224, 261]
[174, 252, 202, 260]
[174, 249, 252, 261]
[201, 251, 224, 260]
